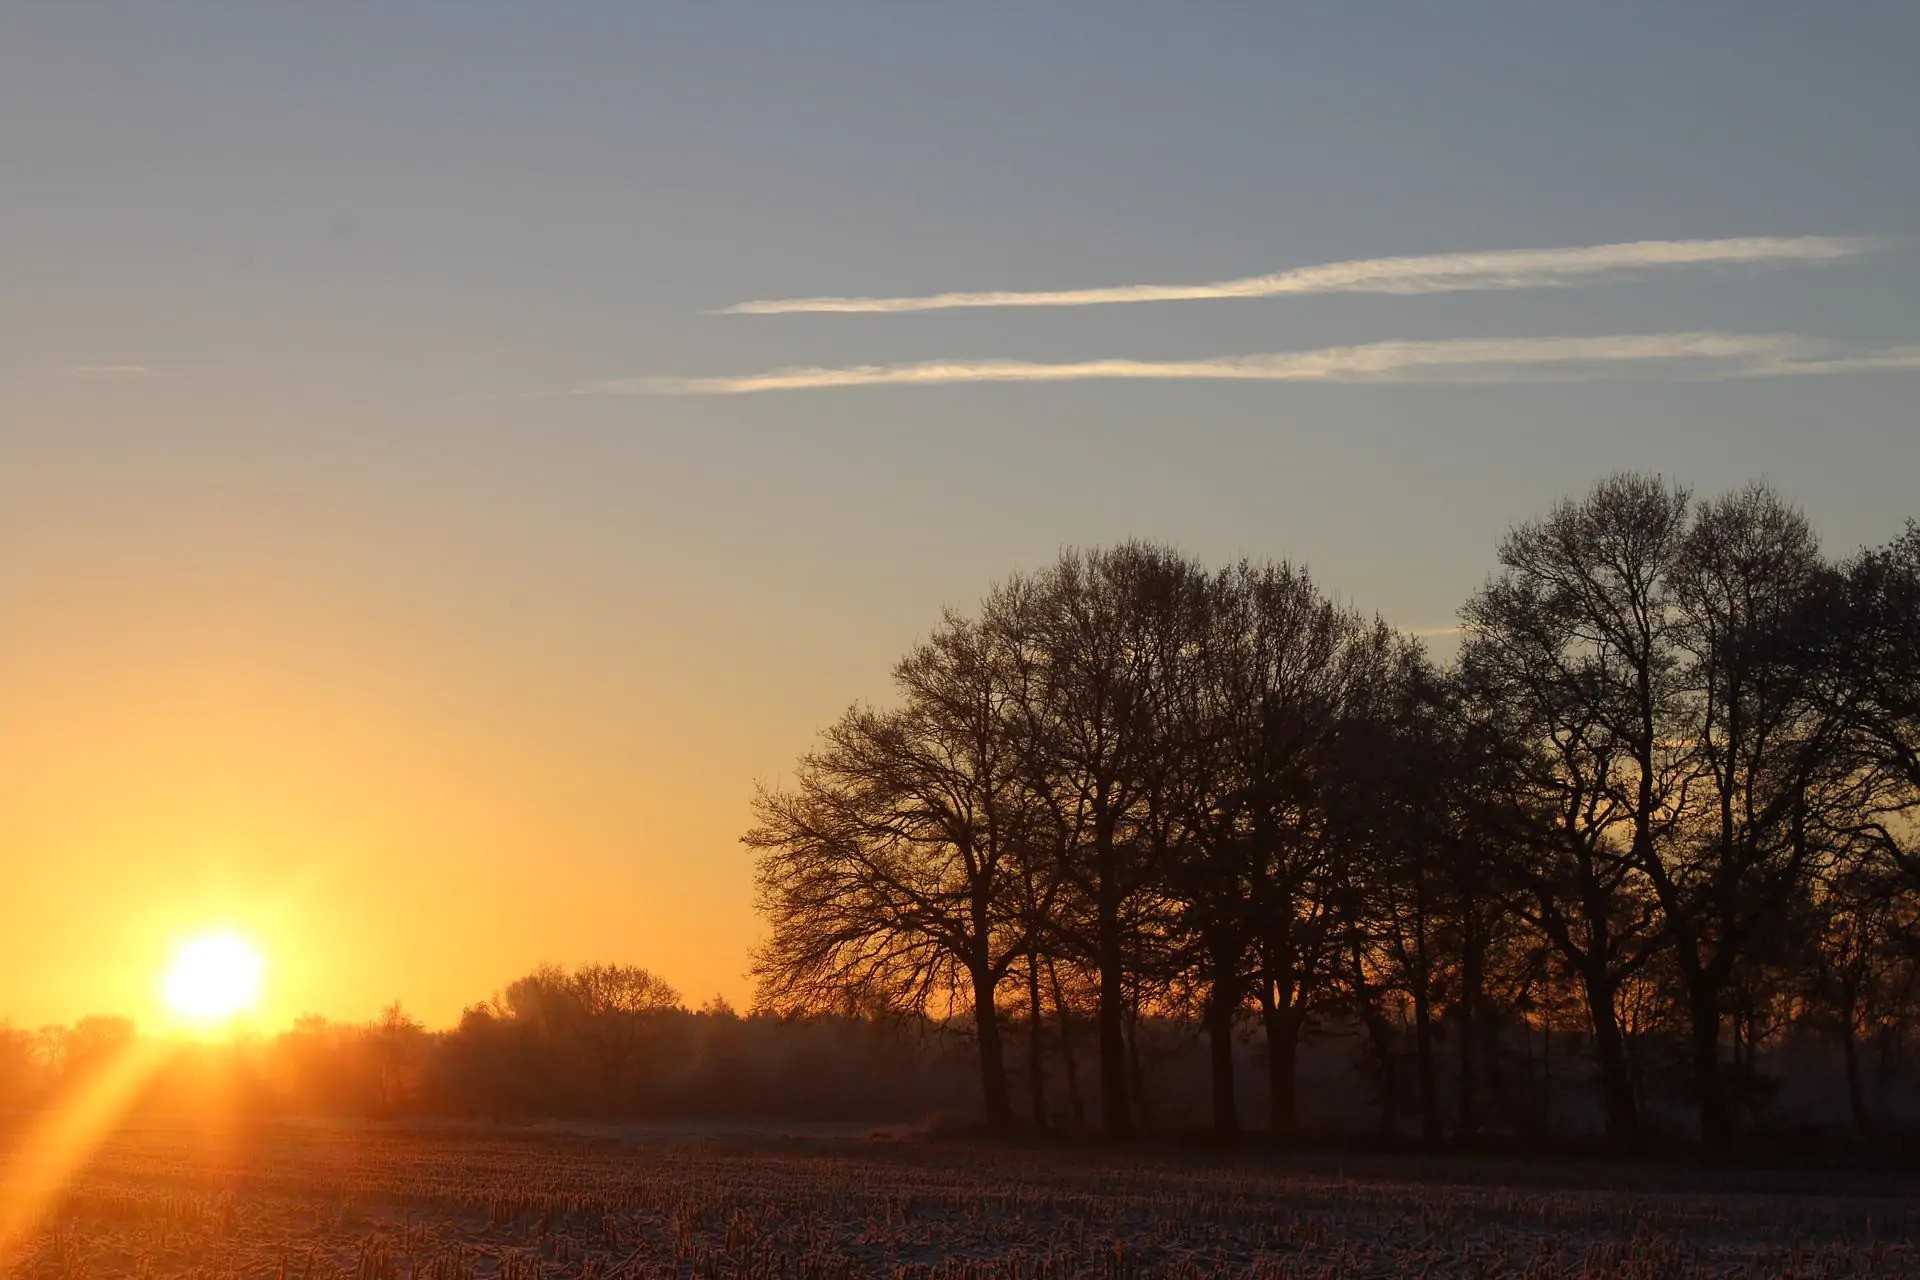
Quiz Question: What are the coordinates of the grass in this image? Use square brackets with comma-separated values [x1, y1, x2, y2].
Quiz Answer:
[3, 1118, 1917, 1277]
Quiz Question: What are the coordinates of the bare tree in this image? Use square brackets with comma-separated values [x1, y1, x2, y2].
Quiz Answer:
[1460, 474, 1691, 1147]
[747, 610, 1038, 1130]
[1825, 523, 1920, 892]
[371, 1002, 426, 1116]
[987, 544, 1204, 1135]
[1348, 653, 1487, 1146]
[1245, 598, 1409, 1139]
[1153, 566, 1256, 1137]
[1649, 483, 1849, 1147]
[570, 963, 682, 1110]
[739, 498, 1920, 1148]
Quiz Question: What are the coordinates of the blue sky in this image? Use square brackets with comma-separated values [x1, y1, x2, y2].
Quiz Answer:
[2, 2, 1917, 1019]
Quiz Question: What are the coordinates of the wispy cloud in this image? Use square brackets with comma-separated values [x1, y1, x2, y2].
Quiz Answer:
[1734, 344, 1920, 376]
[1409, 626, 1466, 639]
[718, 235, 1877, 316]
[579, 331, 1920, 397]
[63, 364, 153, 377]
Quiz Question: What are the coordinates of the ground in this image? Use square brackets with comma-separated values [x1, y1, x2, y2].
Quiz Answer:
[3, 1119, 1917, 1278]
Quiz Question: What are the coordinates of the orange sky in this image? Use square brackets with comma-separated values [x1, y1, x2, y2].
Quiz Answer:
[7, 5, 1917, 1034]
[0, 554, 774, 1031]
[6, 377, 1913, 1035]
[0, 386, 918, 1033]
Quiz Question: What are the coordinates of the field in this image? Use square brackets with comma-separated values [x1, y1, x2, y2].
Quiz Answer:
[3, 1120, 1918, 1279]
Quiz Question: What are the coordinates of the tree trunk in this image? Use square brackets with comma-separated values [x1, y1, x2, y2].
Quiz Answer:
[1124, 987, 1147, 1131]
[1356, 996, 1397, 1138]
[1842, 1026, 1870, 1137]
[972, 968, 1014, 1132]
[1049, 960, 1086, 1128]
[1688, 986, 1733, 1152]
[1540, 1015, 1553, 1128]
[1096, 869, 1131, 1135]
[1206, 958, 1239, 1137]
[1261, 999, 1302, 1138]
[1026, 952, 1047, 1132]
[1584, 972, 1641, 1151]
[1457, 920, 1481, 1139]
[1482, 1008, 1520, 1137]
[1413, 985, 1441, 1146]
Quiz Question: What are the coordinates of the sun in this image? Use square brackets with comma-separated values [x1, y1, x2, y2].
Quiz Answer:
[160, 931, 265, 1026]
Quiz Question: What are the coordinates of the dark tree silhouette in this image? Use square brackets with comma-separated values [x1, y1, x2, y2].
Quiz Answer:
[570, 963, 681, 1110]
[1825, 523, 1920, 892]
[734, 477, 1920, 1148]
[1643, 484, 1849, 1148]
[747, 610, 1040, 1130]
[985, 545, 1204, 1135]
[1457, 475, 1687, 1147]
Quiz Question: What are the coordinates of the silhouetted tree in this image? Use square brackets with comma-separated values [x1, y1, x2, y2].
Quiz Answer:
[737, 484, 1920, 1148]
[748, 610, 1043, 1131]
[1641, 483, 1848, 1147]
[1823, 523, 1920, 893]
[0, 1022, 51, 1106]
[1234, 577, 1406, 1139]
[1460, 474, 1689, 1147]
[371, 1002, 426, 1116]
[570, 963, 681, 1110]
[987, 544, 1206, 1135]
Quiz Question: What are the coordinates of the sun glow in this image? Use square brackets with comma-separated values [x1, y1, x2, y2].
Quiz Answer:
[160, 931, 265, 1026]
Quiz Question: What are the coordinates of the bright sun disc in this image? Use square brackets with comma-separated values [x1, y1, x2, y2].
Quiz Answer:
[161, 932, 264, 1025]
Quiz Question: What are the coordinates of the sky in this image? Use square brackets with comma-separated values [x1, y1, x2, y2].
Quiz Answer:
[2, 2, 1917, 1031]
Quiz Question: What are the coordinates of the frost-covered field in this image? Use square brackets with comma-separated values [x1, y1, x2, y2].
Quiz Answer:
[4, 1121, 1917, 1278]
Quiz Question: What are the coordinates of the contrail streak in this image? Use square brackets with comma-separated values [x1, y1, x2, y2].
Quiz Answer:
[717, 235, 1877, 315]
[582, 332, 1848, 396]
[1734, 344, 1920, 376]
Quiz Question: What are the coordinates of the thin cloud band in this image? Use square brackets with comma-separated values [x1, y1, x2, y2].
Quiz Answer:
[580, 333, 1920, 397]
[718, 235, 1877, 316]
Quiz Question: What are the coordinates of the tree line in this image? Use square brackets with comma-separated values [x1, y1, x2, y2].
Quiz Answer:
[0, 965, 978, 1122]
[747, 474, 1920, 1151]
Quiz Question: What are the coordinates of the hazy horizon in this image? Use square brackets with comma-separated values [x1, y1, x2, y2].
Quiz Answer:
[4, 2, 1918, 1031]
